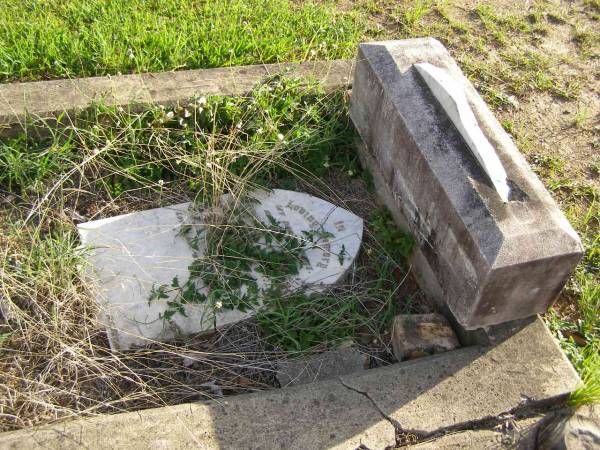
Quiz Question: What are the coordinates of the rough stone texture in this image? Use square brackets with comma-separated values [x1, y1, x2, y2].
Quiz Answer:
[276, 346, 367, 387]
[350, 38, 583, 329]
[0, 316, 580, 449]
[0, 60, 353, 138]
[0, 379, 395, 450]
[537, 405, 600, 449]
[78, 189, 363, 349]
[339, 317, 579, 436]
[391, 313, 460, 361]
[414, 62, 510, 202]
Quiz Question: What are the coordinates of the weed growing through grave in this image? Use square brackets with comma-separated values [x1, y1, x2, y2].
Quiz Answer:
[370, 208, 415, 261]
[149, 197, 336, 321]
[0, 75, 420, 430]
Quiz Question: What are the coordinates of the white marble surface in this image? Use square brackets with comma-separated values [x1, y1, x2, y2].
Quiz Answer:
[414, 62, 511, 202]
[78, 189, 363, 350]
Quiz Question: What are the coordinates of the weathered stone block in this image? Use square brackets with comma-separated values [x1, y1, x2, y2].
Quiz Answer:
[350, 38, 583, 329]
[391, 313, 460, 361]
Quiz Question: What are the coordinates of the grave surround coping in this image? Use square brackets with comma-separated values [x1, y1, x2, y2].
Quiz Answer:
[0, 60, 353, 138]
[0, 316, 580, 449]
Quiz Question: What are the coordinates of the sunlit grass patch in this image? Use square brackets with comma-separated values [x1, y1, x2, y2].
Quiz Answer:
[0, 0, 364, 81]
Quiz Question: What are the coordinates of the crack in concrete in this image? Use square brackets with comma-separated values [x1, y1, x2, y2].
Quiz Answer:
[338, 375, 568, 449]
[411, 401, 566, 446]
[338, 377, 406, 449]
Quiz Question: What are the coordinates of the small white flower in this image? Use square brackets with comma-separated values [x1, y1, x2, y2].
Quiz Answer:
[166, 111, 174, 119]
[236, 122, 242, 130]
[126, 48, 135, 59]
[179, 118, 184, 126]
[184, 109, 191, 118]
[197, 96, 207, 106]
[158, 179, 164, 186]
[310, 49, 317, 57]
[277, 133, 284, 141]
[228, 48, 234, 54]
[215, 301, 223, 309]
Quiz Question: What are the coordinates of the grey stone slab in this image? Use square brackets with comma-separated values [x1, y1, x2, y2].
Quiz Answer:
[277, 346, 368, 387]
[77, 189, 363, 350]
[391, 313, 460, 361]
[141, 59, 353, 105]
[0, 379, 396, 450]
[350, 38, 583, 329]
[0, 316, 580, 449]
[0, 60, 353, 138]
[0, 74, 151, 137]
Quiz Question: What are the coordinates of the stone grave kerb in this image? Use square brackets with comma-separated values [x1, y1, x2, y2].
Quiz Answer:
[350, 38, 583, 329]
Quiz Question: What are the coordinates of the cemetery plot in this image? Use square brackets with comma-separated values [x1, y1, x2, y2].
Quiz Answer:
[0, 77, 426, 431]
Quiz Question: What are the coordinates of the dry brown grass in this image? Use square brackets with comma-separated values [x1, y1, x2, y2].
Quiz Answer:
[0, 82, 422, 431]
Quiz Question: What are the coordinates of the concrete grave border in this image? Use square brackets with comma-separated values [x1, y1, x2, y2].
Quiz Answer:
[0, 57, 581, 448]
[0, 317, 579, 449]
[0, 60, 352, 138]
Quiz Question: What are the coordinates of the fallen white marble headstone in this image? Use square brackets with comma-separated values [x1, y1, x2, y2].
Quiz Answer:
[78, 189, 363, 350]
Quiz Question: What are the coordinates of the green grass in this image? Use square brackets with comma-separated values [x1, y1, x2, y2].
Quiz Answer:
[546, 185, 599, 406]
[0, 0, 363, 81]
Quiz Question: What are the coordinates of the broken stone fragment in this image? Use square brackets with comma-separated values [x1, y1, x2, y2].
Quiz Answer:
[536, 405, 600, 450]
[391, 313, 460, 361]
[77, 189, 363, 350]
[276, 346, 368, 387]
